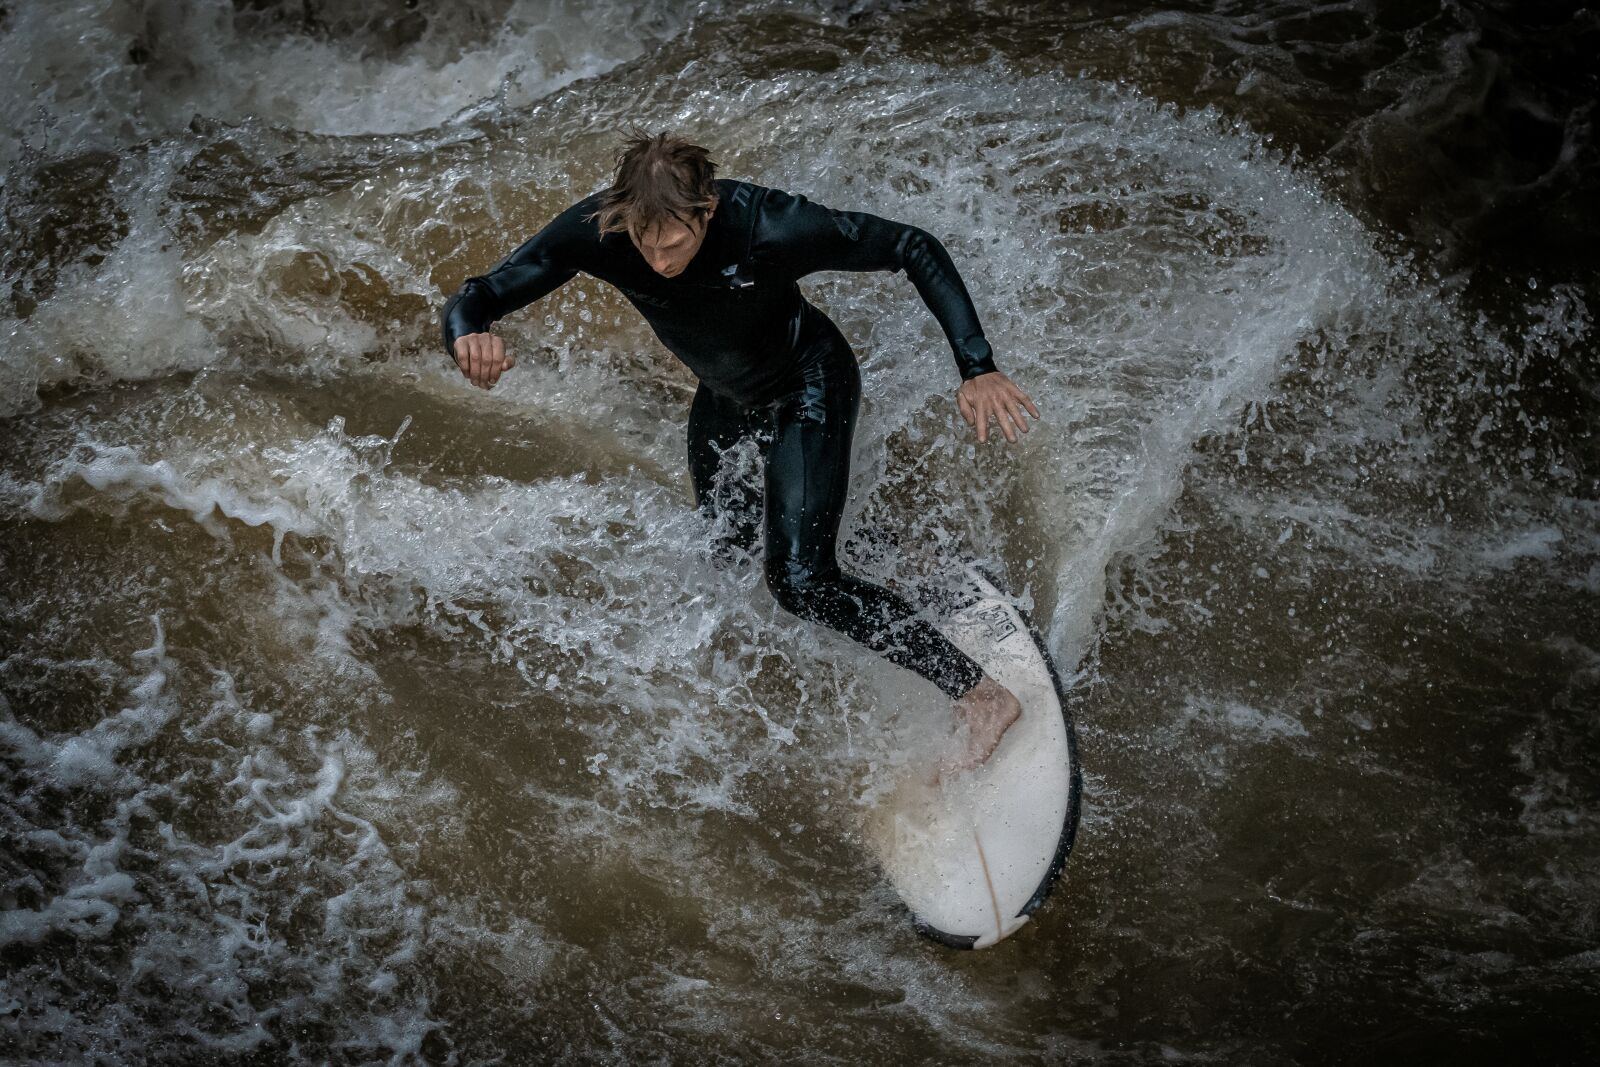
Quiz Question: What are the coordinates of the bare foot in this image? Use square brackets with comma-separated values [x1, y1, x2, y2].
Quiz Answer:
[930, 676, 1022, 785]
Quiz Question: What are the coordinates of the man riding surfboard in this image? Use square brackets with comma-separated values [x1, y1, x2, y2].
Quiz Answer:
[441, 133, 1040, 769]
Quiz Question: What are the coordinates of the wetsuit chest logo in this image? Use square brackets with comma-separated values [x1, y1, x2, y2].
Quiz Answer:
[620, 286, 671, 309]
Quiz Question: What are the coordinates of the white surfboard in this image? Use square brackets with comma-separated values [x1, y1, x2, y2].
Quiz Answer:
[867, 565, 1081, 949]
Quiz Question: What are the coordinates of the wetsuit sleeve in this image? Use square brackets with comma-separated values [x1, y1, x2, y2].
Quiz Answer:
[439, 206, 585, 357]
[751, 187, 999, 380]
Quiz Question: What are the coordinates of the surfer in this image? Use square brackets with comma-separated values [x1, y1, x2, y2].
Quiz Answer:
[441, 133, 1040, 769]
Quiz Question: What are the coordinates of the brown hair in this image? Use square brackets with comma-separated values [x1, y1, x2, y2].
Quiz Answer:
[588, 131, 719, 238]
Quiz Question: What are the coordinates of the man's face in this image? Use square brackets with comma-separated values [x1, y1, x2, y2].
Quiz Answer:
[630, 201, 716, 278]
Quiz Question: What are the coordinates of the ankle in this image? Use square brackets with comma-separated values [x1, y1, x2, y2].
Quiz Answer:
[954, 685, 980, 708]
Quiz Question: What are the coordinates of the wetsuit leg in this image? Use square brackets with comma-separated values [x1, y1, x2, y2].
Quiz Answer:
[688, 381, 768, 559]
[760, 345, 986, 700]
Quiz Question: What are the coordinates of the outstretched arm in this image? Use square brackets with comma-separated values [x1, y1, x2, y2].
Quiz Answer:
[753, 187, 1039, 442]
[753, 187, 998, 378]
[440, 210, 582, 389]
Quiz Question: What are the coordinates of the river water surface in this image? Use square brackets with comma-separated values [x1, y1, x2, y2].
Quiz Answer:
[2, 1, 1596, 1063]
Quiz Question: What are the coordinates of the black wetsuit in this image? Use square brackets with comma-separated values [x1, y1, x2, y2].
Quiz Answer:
[442, 178, 997, 698]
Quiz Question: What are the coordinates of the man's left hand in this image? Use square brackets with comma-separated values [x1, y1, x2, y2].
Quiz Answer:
[957, 372, 1041, 444]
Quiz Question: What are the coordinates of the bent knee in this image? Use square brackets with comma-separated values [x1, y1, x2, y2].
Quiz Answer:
[765, 562, 831, 621]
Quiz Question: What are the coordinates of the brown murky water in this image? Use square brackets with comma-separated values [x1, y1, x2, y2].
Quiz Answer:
[3, 1, 1596, 1062]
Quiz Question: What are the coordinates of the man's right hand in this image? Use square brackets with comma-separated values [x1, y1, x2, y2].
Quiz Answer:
[452, 332, 516, 390]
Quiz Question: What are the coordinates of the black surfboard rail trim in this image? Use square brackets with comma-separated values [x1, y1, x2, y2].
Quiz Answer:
[911, 565, 1084, 951]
